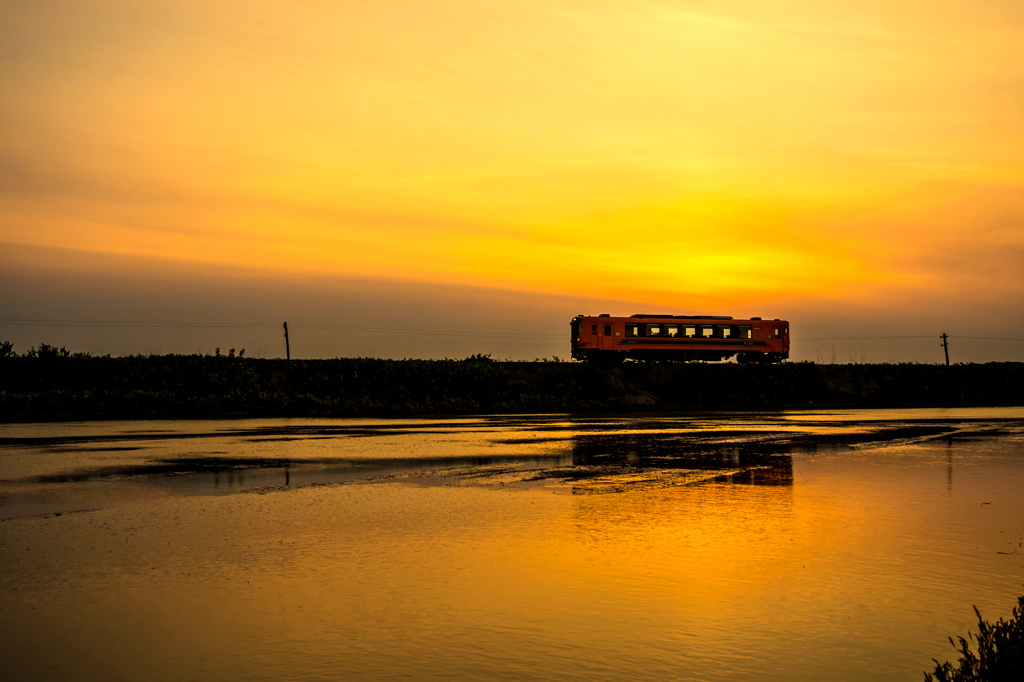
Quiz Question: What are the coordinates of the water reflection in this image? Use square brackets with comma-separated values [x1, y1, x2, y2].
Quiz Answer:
[3, 410, 1023, 519]
[1, 411, 1024, 682]
[567, 432, 794, 488]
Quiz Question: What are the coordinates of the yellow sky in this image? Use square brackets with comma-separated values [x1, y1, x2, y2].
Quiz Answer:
[2, 0, 1024, 312]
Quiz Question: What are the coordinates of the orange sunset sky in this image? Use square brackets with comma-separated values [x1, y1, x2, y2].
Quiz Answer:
[2, 0, 1023, 361]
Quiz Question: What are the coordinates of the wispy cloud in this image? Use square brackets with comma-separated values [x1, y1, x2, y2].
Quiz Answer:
[1, 0, 1023, 317]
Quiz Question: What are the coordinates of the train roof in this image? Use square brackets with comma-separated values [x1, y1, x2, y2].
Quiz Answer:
[629, 314, 734, 320]
[576, 314, 783, 321]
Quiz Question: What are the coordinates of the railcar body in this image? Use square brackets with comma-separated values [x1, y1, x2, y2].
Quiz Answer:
[570, 313, 789, 363]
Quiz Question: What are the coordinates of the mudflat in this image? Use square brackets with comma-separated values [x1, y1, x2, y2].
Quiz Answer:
[2, 409, 1023, 681]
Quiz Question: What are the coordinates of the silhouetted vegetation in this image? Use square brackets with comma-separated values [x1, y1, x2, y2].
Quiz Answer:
[1, 340, 1024, 420]
[925, 597, 1024, 682]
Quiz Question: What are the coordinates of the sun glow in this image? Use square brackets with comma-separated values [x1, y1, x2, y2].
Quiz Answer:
[2, 0, 1023, 313]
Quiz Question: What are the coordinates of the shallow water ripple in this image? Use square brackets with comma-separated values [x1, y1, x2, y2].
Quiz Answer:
[1, 409, 1023, 681]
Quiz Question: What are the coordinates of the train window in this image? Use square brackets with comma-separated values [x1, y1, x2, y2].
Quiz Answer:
[785, 327, 789, 334]
[626, 324, 639, 337]
[774, 328, 781, 338]
[701, 326, 713, 338]
[684, 326, 696, 338]
[666, 324, 679, 337]
[592, 325, 597, 335]
[646, 324, 662, 337]
[718, 326, 732, 338]
[738, 326, 752, 339]
[604, 324, 611, 336]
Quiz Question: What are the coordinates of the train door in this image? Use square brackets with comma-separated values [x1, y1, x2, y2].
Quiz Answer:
[600, 322, 614, 350]
[598, 322, 607, 350]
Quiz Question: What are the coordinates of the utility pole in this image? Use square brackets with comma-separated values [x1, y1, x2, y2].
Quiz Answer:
[282, 321, 290, 364]
[940, 333, 949, 366]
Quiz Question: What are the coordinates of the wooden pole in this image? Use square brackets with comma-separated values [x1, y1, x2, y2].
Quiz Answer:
[941, 333, 949, 366]
[283, 322, 290, 363]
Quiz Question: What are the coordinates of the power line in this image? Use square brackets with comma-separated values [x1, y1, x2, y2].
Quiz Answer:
[802, 335, 1024, 342]
[801, 336, 936, 340]
[0, 319, 565, 340]
[4, 319, 1019, 343]
[291, 323, 562, 339]
[0, 319, 273, 329]
[952, 336, 1024, 342]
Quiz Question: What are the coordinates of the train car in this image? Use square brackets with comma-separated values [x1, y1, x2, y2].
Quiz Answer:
[570, 313, 789, 364]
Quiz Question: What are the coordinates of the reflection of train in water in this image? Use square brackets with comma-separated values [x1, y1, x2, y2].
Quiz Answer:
[569, 434, 794, 486]
[570, 313, 790, 364]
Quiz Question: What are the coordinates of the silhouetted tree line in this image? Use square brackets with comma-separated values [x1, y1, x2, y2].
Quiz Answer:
[2, 342, 96, 359]
[1, 340, 1024, 420]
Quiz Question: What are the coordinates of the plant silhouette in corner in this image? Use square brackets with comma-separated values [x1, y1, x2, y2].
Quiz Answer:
[924, 597, 1024, 681]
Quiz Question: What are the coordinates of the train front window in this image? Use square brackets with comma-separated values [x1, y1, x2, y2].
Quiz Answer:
[626, 324, 639, 337]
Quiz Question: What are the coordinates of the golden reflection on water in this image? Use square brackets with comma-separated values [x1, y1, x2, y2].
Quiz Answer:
[1, 414, 1023, 681]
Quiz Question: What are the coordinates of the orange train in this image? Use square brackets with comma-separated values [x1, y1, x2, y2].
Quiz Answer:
[570, 313, 790, 364]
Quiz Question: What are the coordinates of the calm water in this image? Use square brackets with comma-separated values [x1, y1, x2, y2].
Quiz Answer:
[2, 409, 1023, 680]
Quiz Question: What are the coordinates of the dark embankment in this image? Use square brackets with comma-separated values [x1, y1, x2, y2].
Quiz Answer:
[2, 354, 1024, 421]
